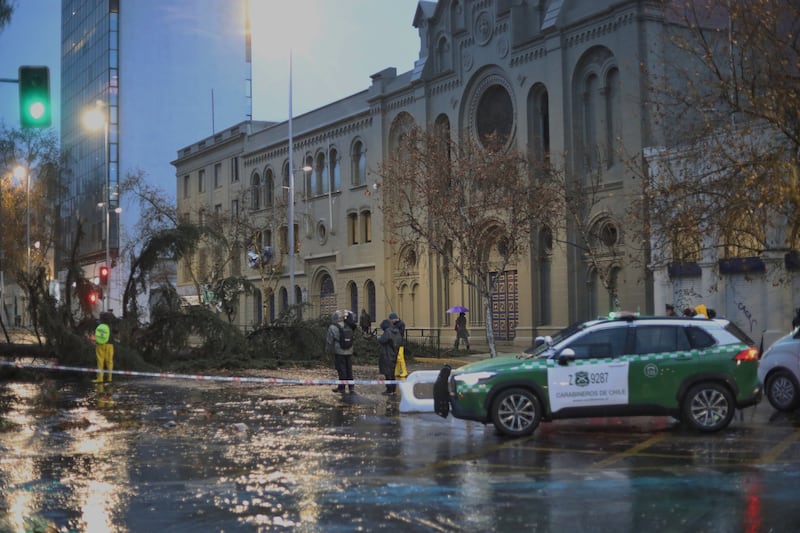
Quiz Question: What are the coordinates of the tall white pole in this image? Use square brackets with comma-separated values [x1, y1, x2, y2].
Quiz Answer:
[288, 51, 295, 306]
[244, 0, 253, 121]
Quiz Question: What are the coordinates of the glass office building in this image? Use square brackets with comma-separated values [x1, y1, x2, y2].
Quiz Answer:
[60, 0, 120, 279]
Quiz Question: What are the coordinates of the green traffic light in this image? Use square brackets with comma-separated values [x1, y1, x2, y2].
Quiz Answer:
[19, 66, 51, 128]
[29, 101, 46, 120]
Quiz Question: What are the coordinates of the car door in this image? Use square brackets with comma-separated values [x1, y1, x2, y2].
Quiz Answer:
[627, 324, 693, 408]
[546, 324, 631, 415]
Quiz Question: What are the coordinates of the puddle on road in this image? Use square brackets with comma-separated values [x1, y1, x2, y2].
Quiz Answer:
[3, 373, 800, 532]
[0, 375, 408, 531]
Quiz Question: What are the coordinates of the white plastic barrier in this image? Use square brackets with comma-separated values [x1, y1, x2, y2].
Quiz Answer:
[399, 370, 441, 413]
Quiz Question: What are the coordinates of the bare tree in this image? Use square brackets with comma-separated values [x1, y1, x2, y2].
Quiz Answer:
[376, 126, 562, 357]
[644, 0, 800, 262]
[120, 172, 258, 324]
[239, 187, 292, 327]
[120, 170, 192, 321]
[122, 169, 298, 328]
[0, 126, 63, 341]
[0, 0, 13, 32]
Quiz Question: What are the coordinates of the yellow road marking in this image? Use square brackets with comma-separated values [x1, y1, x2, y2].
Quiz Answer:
[755, 428, 800, 465]
[400, 429, 800, 478]
[405, 435, 537, 477]
[590, 434, 667, 469]
[413, 356, 472, 367]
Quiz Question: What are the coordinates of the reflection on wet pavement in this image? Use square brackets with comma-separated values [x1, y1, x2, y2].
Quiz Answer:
[1, 371, 800, 531]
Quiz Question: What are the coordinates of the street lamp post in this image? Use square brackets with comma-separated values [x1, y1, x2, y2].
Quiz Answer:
[26, 170, 29, 275]
[83, 101, 111, 312]
[0, 173, 4, 331]
[12, 165, 29, 274]
[286, 53, 314, 308]
[12, 166, 30, 326]
[101, 121, 109, 313]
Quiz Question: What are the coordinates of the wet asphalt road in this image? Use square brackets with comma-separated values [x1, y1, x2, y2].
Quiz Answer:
[1, 362, 800, 532]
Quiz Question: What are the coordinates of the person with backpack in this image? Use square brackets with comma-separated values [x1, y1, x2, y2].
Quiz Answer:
[377, 317, 403, 395]
[326, 310, 355, 393]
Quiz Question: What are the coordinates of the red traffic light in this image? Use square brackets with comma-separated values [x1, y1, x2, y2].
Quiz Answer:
[99, 265, 110, 285]
[88, 292, 98, 305]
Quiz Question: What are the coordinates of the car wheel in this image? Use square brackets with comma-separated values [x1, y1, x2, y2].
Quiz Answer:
[490, 388, 541, 437]
[681, 382, 735, 432]
[765, 369, 800, 412]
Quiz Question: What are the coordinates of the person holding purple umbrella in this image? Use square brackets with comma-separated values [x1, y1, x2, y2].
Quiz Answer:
[454, 311, 470, 351]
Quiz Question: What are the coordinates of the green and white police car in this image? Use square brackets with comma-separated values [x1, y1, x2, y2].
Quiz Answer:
[433, 315, 762, 437]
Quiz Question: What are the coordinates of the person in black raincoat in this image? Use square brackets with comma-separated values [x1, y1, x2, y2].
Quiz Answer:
[359, 308, 371, 335]
[377, 318, 402, 395]
[454, 312, 470, 350]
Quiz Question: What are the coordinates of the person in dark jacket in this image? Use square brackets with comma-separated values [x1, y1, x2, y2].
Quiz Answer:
[326, 310, 355, 393]
[359, 309, 372, 335]
[388, 312, 405, 339]
[454, 312, 470, 350]
[377, 318, 402, 395]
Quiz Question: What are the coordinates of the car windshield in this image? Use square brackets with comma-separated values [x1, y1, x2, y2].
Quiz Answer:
[525, 321, 593, 357]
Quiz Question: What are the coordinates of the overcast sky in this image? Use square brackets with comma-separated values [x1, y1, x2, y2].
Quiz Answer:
[0, 0, 421, 236]
[1, 0, 421, 127]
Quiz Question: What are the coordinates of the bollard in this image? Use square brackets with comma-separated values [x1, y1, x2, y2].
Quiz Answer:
[399, 370, 440, 413]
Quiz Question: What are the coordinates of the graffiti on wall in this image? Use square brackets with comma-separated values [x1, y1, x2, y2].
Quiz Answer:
[673, 287, 704, 314]
[736, 300, 758, 333]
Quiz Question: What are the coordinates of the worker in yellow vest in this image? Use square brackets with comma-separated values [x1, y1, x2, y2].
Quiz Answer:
[91, 320, 114, 383]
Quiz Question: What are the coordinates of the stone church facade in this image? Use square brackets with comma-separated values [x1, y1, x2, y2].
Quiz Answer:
[172, 1, 696, 349]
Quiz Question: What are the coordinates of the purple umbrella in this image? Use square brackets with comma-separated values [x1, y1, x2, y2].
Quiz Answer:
[446, 306, 469, 313]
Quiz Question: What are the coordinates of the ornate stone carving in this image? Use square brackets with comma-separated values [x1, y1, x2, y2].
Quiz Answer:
[497, 37, 509, 58]
[462, 49, 474, 72]
[475, 10, 493, 46]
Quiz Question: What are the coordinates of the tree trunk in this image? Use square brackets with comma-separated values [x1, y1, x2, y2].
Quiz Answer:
[483, 292, 497, 358]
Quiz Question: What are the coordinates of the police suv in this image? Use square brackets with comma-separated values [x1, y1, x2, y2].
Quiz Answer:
[433, 315, 761, 437]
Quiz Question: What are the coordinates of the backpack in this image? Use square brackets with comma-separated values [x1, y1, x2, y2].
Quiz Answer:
[95, 323, 111, 345]
[337, 323, 354, 350]
[388, 326, 403, 351]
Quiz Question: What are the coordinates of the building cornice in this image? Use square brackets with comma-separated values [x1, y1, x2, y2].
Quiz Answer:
[242, 115, 373, 169]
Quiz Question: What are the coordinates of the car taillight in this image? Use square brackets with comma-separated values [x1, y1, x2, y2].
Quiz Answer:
[734, 347, 759, 361]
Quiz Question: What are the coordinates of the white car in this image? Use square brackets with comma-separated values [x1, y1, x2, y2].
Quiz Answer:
[758, 329, 800, 411]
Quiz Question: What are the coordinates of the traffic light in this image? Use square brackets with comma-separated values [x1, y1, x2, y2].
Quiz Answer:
[88, 291, 98, 306]
[18, 66, 51, 128]
[99, 265, 110, 286]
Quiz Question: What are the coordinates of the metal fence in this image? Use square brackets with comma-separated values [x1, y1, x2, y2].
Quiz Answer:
[403, 328, 442, 358]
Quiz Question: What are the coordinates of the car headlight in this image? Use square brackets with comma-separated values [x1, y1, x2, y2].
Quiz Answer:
[454, 371, 497, 387]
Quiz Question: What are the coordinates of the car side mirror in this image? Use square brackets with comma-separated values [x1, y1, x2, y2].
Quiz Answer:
[534, 335, 553, 347]
[558, 348, 576, 366]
